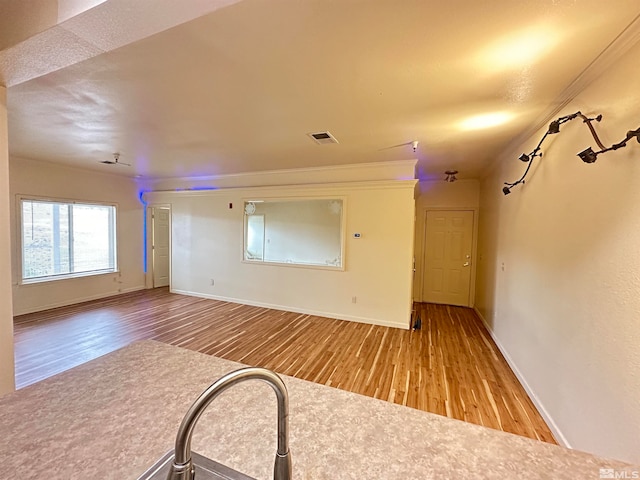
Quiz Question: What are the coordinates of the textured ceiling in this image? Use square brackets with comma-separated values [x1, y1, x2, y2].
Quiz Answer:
[3, 0, 640, 181]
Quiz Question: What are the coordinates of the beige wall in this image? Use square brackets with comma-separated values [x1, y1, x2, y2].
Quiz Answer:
[413, 180, 480, 302]
[0, 87, 15, 396]
[9, 156, 145, 315]
[146, 180, 416, 329]
[475, 41, 640, 463]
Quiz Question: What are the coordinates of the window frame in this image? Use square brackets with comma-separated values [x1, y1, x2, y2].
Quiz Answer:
[241, 196, 347, 271]
[17, 195, 119, 284]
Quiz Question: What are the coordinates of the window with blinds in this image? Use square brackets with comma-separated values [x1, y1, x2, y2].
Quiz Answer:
[20, 198, 117, 282]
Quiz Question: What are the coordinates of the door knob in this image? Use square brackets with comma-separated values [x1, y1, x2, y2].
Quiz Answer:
[463, 262, 470, 267]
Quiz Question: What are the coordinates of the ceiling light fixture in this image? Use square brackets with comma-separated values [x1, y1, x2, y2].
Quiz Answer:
[502, 112, 639, 195]
[445, 170, 458, 183]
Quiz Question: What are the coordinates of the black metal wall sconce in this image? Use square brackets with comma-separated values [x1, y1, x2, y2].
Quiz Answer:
[502, 112, 640, 195]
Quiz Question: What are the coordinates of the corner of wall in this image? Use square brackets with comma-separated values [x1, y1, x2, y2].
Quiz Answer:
[0, 86, 16, 395]
[472, 306, 570, 448]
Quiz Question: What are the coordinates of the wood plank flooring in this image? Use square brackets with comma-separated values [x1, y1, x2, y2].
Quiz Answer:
[13, 288, 556, 444]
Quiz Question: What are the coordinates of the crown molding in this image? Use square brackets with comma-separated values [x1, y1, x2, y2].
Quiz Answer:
[143, 159, 418, 183]
[142, 179, 418, 200]
[483, 12, 640, 178]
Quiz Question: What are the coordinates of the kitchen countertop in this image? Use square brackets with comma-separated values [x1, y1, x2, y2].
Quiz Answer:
[0, 340, 636, 479]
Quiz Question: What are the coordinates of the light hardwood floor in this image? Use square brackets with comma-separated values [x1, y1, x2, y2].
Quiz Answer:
[13, 288, 556, 444]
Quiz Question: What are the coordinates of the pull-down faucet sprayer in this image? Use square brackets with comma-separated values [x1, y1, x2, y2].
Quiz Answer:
[166, 367, 292, 480]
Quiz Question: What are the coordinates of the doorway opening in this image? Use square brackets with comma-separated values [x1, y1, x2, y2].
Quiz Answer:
[150, 206, 170, 288]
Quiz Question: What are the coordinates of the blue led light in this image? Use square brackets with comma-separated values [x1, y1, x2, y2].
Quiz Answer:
[138, 191, 148, 274]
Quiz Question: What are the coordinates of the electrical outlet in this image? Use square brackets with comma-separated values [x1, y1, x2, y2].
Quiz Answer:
[210, 279, 215, 286]
[351, 296, 357, 304]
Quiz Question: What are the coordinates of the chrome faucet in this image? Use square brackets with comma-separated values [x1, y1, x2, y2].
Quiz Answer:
[166, 367, 292, 480]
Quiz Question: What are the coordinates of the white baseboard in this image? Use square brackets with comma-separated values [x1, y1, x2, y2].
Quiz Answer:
[13, 285, 146, 316]
[170, 289, 410, 330]
[473, 306, 570, 448]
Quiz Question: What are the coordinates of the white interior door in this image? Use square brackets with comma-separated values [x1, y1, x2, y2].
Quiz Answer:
[422, 210, 474, 306]
[152, 207, 170, 288]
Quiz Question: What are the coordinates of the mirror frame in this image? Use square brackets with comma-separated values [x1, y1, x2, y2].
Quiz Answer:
[242, 197, 346, 271]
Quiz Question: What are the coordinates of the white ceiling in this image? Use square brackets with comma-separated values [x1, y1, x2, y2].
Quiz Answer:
[3, 0, 640, 181]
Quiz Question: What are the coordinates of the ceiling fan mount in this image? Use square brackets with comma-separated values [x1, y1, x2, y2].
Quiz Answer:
[100, 153, 131, 166]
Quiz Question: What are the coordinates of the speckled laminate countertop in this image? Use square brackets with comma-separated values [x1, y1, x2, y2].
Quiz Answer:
[0, 340, 636, 479]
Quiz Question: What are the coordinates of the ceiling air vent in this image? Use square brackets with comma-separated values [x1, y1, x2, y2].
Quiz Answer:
[308, 131, 338, 145]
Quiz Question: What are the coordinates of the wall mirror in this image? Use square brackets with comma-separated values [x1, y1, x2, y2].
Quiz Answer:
[243, 198, 344, 269]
